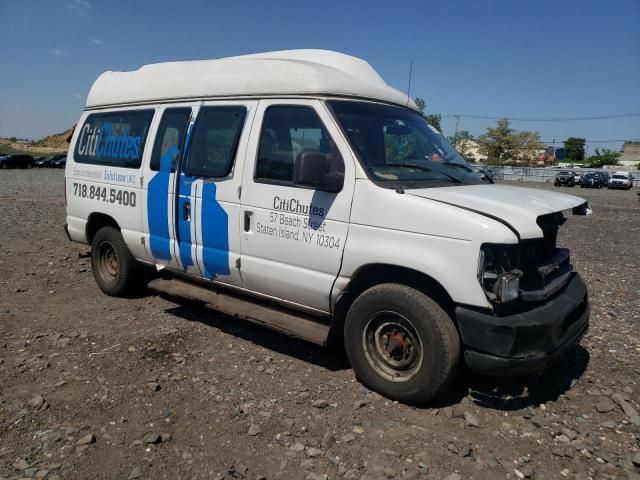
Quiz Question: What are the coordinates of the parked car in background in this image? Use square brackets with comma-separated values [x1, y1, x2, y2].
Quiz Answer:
[608, 172, 633, 190]
[0, 154, 34, 169]
[596, 171, 610, 184]
[50, 155, 67, 168]
[554, 171, 575, 187]
[571, 171, 582, 185]
[34, 154, 67, 168]
[34, 156, 52, 167]
[581, 172, 606, 188]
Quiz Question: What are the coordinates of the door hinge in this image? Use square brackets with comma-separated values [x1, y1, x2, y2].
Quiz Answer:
[235, 258, 241, 269]
[237, 186, 242, 199]
[141, 236, 145, 246]
[140, 176, 144, 187]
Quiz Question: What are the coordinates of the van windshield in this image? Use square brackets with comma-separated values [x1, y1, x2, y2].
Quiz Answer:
[327, 100, 489, 188]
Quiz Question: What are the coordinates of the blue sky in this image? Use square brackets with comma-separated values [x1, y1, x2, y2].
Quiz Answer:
[1, 0, 638, 152]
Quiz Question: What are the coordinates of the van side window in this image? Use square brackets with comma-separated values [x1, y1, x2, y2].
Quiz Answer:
[150, 108, 191, 172]
[183, 106, 247, 178]
[74, 110, 154, 168]
[255, 106, 335, 184]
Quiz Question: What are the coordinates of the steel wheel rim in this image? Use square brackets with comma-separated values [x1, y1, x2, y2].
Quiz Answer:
[362, 311, 424, 382]
[97, 241, 119, 284]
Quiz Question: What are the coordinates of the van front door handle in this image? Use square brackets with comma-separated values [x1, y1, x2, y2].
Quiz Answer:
[183, 201, 191, 221]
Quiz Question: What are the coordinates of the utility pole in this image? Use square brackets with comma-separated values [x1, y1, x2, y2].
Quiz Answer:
[453, 115, 460, 147]
[585, 143, 589, 164]
[406, 61, 413, 107]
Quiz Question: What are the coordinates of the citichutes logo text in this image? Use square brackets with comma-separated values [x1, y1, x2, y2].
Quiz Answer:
[77, 123, 142, 160]
[273, 196, 325, 217]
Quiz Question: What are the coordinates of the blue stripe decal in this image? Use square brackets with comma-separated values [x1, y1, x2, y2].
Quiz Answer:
[147, 146, 177, 260]
[200, 181, 230, 279]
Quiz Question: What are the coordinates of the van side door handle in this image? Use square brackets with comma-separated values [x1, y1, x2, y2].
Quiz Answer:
[244, 211, 252, 232]
[183, 201, 191, 221]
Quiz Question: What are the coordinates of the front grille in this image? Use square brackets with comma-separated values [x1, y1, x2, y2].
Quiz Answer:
[519, 212, 570, 292]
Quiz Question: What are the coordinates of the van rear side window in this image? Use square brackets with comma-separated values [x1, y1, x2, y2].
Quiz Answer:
[150, 108, 191, 172]
[74, 110, 154, 168]
[183, 106, 247, 178]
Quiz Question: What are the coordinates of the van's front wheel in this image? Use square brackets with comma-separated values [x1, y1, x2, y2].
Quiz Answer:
[91, 226, 140, 296]
[344, 283, 460, 404]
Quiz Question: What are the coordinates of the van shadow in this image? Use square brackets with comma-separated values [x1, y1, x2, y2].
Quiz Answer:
[158, 295, 589, 410]
[162, 299, 351, 372]
[431, 344, 590, 411]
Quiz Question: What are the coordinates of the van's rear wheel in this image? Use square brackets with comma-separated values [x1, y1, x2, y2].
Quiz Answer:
[91, 226, 140, 296]
[344, 283, 460, 404]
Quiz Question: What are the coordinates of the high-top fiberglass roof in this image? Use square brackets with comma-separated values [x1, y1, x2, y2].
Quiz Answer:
[85, 49, 417, 110]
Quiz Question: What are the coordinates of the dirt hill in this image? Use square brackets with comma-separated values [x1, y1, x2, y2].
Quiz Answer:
[0, 127, 74, 156]
[35, 126, 75, 150]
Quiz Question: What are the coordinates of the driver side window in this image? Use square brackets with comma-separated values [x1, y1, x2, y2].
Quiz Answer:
[255, 106, 335, 185]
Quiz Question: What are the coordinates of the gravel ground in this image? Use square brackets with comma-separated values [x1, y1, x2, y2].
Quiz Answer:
[1, 169, 639, 480]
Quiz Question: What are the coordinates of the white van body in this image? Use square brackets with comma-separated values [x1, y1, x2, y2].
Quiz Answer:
[65, 50, 590, 403]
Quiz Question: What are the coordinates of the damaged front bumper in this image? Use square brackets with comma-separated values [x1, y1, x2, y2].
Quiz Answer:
[456, 273, 589, 376]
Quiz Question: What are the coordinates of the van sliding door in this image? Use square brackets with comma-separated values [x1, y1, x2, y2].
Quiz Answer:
[142, 106, 194, 270]
[174, 101, 257, 286]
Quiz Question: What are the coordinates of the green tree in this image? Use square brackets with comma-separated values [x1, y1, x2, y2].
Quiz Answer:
[477, 119, 543, 165]
[414, 97, 442, 132]
[448, 130, 475, 161]
[587, 148, 621, 167]
[517, 130, 544, 165]
[564, 137, 586, 162]
[476, 119, 520, 164]
[448, 129, 473, 147]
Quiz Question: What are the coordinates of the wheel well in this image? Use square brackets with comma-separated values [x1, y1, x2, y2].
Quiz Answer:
[86, 213, 120, 244]
[328, 264, 455, 347]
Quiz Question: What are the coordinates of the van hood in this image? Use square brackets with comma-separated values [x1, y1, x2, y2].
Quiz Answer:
[406, 184, 587, 239]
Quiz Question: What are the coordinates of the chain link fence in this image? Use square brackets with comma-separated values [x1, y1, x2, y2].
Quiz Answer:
[482, 166, 639, 187]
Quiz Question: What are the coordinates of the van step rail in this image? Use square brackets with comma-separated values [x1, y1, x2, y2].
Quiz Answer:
[147, 278, 331, 346]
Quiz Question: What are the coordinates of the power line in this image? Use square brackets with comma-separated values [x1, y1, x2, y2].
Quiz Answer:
[442, 112, 640, 122]
[542, 139, 640, 143]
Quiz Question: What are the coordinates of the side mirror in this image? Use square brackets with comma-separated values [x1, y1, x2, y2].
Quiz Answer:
[293, 151, 344, 193]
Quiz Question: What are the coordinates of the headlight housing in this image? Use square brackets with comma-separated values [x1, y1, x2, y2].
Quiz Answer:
[478, 244, 522, 303]
[494, 271, 521, 302]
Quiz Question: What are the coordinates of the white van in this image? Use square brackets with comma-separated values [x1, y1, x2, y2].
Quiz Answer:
[65, 50, 590, 403]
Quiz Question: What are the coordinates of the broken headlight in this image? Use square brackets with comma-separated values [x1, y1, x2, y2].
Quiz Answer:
[478, 244, 522, 303]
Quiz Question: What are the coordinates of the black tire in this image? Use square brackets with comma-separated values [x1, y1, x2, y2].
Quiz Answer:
[90, 226, 140, 296]
[344, 283, 460, 404]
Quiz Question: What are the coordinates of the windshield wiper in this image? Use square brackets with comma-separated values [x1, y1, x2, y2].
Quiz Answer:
[379, 162, 432, 172]
[375, 162, 463, 184]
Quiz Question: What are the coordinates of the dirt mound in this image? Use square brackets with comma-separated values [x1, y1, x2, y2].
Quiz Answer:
[35, 127, 75, 150]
